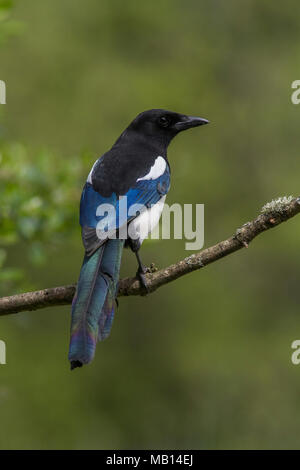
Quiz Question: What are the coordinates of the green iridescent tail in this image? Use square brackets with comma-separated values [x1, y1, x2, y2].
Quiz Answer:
[68, 239, 124, 369]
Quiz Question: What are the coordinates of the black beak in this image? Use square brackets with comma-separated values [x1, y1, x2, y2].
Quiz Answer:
[174, 115, 209, 131]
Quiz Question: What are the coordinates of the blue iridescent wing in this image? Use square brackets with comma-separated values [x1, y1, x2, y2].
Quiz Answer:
[80, 165, 170, 255]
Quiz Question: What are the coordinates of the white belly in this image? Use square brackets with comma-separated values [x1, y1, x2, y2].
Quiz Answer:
[128, 195, 166, 246]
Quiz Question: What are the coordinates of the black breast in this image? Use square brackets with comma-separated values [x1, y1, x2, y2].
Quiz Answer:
[92, 142, 160, 197]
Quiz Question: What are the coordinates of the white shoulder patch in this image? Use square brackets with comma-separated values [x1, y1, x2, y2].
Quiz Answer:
[87, 160, 98, 184]
[137, 156, 166, 182]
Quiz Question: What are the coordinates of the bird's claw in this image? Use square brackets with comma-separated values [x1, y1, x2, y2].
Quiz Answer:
[136, 270, 150, 294]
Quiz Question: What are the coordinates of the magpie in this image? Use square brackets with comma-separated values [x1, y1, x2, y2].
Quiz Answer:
[68, 109, 209, 369]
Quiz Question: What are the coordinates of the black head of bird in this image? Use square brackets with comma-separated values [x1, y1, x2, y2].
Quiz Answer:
[117, 109, 209, 150]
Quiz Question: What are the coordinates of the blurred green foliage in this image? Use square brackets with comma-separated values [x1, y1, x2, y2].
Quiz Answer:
[1, 0, 300, 450]
[0, 0, 21, 44]
[0, 141, 94, 293]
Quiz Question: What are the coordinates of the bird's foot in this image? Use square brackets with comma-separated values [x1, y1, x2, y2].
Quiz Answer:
[136, 267, 150, 294]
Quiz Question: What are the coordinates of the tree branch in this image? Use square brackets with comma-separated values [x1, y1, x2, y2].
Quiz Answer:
[1, 196, 299, 316]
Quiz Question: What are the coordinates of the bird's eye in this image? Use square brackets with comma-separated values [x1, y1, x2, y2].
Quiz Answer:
[158, 116, 170, 128]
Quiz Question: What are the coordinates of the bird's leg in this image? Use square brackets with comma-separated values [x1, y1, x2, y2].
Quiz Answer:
[135, 250, 150, 293]
[126, 239, 150, 293]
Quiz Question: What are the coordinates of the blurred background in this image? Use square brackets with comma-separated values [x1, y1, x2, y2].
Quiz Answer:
[0, 0, 300, 450]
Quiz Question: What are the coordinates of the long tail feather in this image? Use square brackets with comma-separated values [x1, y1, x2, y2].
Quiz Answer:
[98, 238, 123, 340]
[68, 239, 124, 368]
